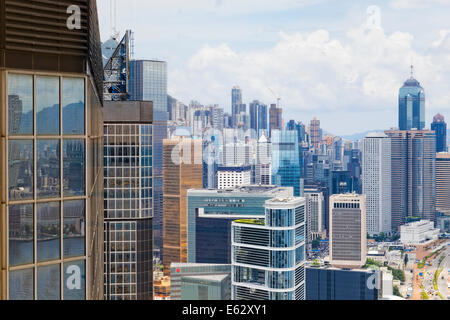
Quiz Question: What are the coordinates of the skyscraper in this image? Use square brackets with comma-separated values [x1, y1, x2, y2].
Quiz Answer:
[310, 117, 322, 152]
[431, 114, 447, 153]
[436, 152, 450, 215]
[398, 67, 425, 130]
[103, 101, 154, 300]
[163, 138, 203, 275]
[231, 198, 306, 300]
[362, 133, 392, 235]
[271, 130, 302, 196]
[330, 194, 367, 269]
[249, 100, 268, 138]
[0, 0, 104, 300]
[129, 59, 168, 258]
[187, 186, 293, 264]
[385, 130, 436, 229]
[231, 86, 245, 128]
[269, 104, 283, 137]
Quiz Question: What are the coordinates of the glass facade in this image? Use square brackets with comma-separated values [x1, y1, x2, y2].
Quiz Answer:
[398, 77, 425, 131]
[104, 123, 153, 300]
[306, 267, 380, 300]
[129, 60, 167, 258]
[187, 187, 294, 264]
[4, 73, 93, 300]
[231, 198, 306, 300]
[271, 130, 301, 196]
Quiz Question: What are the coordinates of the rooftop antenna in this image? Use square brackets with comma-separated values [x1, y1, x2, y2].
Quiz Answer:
[410, 64, 414, 79]
[110, 0, 119, 40]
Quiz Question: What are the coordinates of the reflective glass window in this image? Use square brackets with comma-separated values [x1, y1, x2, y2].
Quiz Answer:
[8, 74, 33, 134]
[63, 78, 85, 135]
[37, 140, 60, 198]
[9, 204, 33, 266]
[37, 202, 60, 262]
[36, 76, 60, 135]
[63, 139, 85, 197]
[63, 260, 86, 300]
[37, 264, 60, 300]
[8, 140, 33, 200]
[9, 268, 34, 300]
[63, 200, 85, 257]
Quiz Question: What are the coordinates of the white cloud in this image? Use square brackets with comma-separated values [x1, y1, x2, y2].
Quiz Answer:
[169, 24, 450, 134]
[389, 0, 450, 9]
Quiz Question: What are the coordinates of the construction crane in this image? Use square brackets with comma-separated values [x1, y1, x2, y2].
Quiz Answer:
[268, 87, 281, 108]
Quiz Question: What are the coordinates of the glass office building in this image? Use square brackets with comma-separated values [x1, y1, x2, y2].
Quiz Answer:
[129, 60, 167, 259]
[103, 101, 153, 300]
[231, 198, 306, 300]
[271, 130, 302, 196]
[306, 267, 380, 300]
[431, 114, 447, 153]
[398, 72, 425, 131]
[187, 186, 293, 264]
[0, 0, 104, 300]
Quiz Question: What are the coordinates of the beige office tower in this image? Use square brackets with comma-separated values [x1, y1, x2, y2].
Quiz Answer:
[436, 152, 450, 215]
[162, 138, 203, 275]
[330, 194, 367, 269]
[0, 0, 104, 300]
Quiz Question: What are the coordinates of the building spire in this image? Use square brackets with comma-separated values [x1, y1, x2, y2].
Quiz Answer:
[410, 64, 414, 79]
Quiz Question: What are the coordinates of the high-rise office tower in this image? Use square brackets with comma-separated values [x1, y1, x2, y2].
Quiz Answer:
[269, 104, 283, 137]
[310, 117, 322, 152]
[163, 138, 203, 274]
[272, 130, 302, 196]
[231, 86, 246, 128]
[103, 101, 154, 300]
[330, 194, 367, 269]
[436, 152, 450, 215]
[249, 100, 268, 138]
[129, 59, 167, 258]
[362, 133, 392, 235]
[431, 114, 447, 153]
[385, 130, 436, 229]
[398, 67, 425, 130]
[231, 197, 306, 300]
[0, 0, 104, 300]
[187, 186, 293, 264]
[304, 187, 326, 246]
[255, 134, 272, 185]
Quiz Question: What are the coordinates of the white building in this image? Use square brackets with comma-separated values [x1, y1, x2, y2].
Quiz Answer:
[362, 132, 392, 235]
[217, 166, 251, 189]
[231, 197, 306, 300]
[254, 134, 272, 185]
[400, 220, 440, 245]
[304, 187, 325, 244]
[330, 193, 367, 269]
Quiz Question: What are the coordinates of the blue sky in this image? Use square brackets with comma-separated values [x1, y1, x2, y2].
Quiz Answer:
[98, 0, 450, 135]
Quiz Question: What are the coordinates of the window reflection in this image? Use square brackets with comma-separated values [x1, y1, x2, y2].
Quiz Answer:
[63, 78, 85, 135]
[37, 202, 60, 262]
[64, 200, 85, 257]
[63, 260, 86, 300]
[8, 140, 33, 200]
[9, 204, 34, 266]
[36, 76, 59, 135]
[9, 268, 34, 300]
[63, 140, 85, 197]
[37, 264, 60, 300]
[8, 74, 33, 134]
[37, 140, 60, 198]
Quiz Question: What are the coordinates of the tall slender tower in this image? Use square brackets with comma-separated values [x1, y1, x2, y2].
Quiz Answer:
[362, 133, 392, 235]
[398, 66, 425, 130]
[431, 114, 447, 153]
